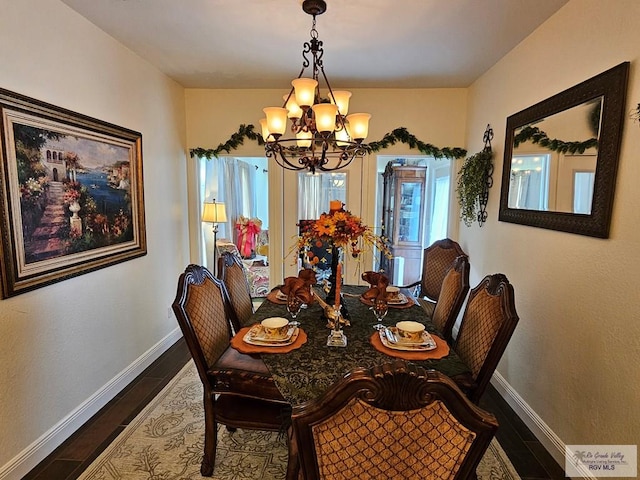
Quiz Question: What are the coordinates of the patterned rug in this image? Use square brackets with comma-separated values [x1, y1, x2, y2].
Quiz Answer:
[77, 361, 521, 480]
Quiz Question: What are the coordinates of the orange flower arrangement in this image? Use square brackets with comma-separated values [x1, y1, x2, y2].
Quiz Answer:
[295, 202, 391, 265]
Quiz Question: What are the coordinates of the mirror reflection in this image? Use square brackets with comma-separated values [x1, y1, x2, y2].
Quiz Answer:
[507, 97, 602, 214]
[498, 61, 629, 238]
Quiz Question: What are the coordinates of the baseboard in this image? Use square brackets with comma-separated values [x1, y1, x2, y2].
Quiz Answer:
[490, 372, 596, 480]
[0, 327, 183, 480]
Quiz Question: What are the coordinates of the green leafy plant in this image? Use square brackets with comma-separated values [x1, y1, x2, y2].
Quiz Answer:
[456, 149, 493, 227]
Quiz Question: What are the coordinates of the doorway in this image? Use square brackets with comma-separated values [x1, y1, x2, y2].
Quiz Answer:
[375, 155, 454, 282]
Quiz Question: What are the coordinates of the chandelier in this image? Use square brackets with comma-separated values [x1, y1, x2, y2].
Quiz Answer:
[260, 0, 371, 174]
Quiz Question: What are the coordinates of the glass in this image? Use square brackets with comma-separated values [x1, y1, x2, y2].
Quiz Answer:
[398, 181, 422, 242]
[371, 299, 388, 330]
[287, 295, 303, 320]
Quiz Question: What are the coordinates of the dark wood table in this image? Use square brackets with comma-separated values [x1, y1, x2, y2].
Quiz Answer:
[239, 285, 472, 407]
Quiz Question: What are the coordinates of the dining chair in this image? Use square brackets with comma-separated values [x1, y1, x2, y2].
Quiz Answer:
[172, 264, 290, 477]
[403, 238, 468, 316]
[218, 251, 253, 332]
[431, 255, 470, 343]
[290, 360, 498, 480]
[453, 273, 519, 404]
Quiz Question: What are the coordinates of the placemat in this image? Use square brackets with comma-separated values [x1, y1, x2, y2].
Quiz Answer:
[359, 295, 417, 309]
[231, 325, 307, 354]
[369, 331, 450, 360]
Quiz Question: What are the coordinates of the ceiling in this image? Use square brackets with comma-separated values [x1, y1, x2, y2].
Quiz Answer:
[59, 0, 568, 89]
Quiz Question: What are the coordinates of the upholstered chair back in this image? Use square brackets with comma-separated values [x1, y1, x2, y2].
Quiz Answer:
[172, 264, 232, 378]
[431, 255, 470, 343]
[291, 360, 498, 480]
[454, 273, 519, 403]
[419, 238, 467, 301]
[218, 251, 253, 332]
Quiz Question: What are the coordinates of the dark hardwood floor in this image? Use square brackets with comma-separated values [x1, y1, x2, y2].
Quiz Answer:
[24, 337, 565, 480]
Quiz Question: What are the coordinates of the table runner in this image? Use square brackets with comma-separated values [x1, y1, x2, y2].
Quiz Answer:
[245, 285, 471, 406]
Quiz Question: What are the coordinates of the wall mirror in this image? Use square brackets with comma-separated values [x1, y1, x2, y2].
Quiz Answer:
[499, 62, 629, 238]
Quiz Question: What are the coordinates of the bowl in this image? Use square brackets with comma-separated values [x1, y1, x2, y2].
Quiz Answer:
[385, 286, 400, 301]
[261, 317, 290, 339]
[395, 321, 425, 342]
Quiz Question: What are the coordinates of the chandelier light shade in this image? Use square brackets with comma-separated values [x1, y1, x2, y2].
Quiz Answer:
[260, 0, 371, 174]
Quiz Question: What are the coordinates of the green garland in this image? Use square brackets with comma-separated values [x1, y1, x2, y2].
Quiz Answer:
[456, 149, 493, 227]
[189, 125, 467, 159]
[513, 125, 598, 155]
[189, 124, 262, 159]
[365, 127, 466, 159]
[631, 103, 640, 124]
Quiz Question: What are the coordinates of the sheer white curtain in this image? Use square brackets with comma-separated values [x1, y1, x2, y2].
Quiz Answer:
[297, 172, 347, 221]
[199, 156, 257, 268]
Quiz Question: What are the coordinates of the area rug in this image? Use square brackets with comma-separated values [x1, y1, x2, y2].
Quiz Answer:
[77, 361, 520, 480]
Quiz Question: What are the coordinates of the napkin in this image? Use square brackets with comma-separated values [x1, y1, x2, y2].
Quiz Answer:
[279, 269, 315, 305]
[361, 271, 390, 301]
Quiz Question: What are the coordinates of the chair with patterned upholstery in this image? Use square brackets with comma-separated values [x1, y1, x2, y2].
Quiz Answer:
[431, 255, 470, 343]
[403, 238, 468, 316]
[172, 264, 290, 477]
[290, 360, 498, 480]
[453, 273, 519, 404]
[218, 251, 254, 332]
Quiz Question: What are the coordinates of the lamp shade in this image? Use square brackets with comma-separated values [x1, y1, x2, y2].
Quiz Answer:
[283, 94, 302, 119]
[330, 90, 351, 116]
[202, 201, 227, 223]
[259, 118, 272, 142]
[312, 103, 338, 133]
[346, 113, 371, 141]
[296, 130, 313, 148]
[263, 107, 288, 137]
[292, 77, 318, 108]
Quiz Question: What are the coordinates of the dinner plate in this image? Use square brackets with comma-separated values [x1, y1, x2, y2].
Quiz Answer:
[244, 324, 299, 346]
[380, 327, 437, 351]
[387, 293, 409, 305]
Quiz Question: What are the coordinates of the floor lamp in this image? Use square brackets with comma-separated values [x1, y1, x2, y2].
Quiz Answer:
[202, 199, 227, 276]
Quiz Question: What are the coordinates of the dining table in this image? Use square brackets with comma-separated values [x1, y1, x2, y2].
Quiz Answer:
[231, 285, 474, 407]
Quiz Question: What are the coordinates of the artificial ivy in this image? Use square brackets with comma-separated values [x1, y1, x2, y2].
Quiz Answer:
[189, 124, 262, 159]
[365, 127, 467, 159]
[189, 125, 467, 160]
[631, 103, 640, 124]
[513, 125, 598, 155]
[456, 149, 493, 227]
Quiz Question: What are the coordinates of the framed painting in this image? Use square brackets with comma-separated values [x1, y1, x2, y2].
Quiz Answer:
[0, 88, 146, 298]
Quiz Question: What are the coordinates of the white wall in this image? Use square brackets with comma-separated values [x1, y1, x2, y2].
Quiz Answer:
[463, 0, 640, 466]
[0, 1, 189, 477]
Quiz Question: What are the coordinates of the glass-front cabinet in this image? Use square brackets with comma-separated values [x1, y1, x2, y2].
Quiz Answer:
[381, 163, 427, 284]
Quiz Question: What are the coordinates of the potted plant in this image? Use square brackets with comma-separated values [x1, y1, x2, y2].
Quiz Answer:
[456, 149, 493, 227]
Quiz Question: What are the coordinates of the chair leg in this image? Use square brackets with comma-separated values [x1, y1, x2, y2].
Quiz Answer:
[201, 392, 217, 477]
[285, 425, 301, 480]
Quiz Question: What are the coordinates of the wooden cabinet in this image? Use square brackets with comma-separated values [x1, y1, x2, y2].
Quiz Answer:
[380, 163, 427, 285]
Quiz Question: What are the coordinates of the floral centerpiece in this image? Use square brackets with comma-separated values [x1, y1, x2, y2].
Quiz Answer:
[295, 201, 391, 264]
[294, 201, 391, 309]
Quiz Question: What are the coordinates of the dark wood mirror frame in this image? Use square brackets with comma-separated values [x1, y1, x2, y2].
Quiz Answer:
[499, 62, 629, 238]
